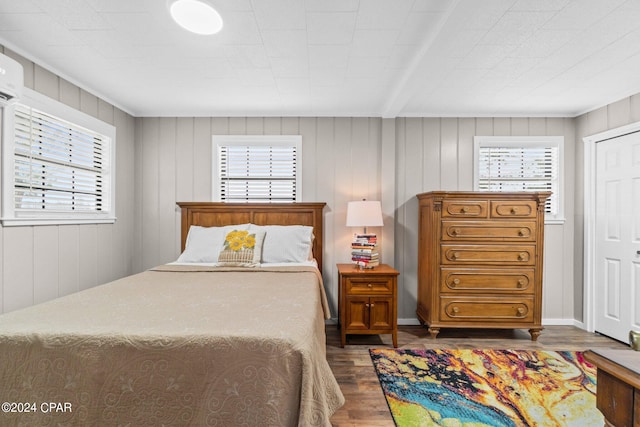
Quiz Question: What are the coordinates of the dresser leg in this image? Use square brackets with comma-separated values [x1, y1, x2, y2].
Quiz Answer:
[428, 327, 440, 339]
[392, 331, 398, 348]
[529, 328, 543, 341]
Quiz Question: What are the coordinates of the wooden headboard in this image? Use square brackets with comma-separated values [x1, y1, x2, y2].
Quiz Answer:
[177, 202, 327, 271]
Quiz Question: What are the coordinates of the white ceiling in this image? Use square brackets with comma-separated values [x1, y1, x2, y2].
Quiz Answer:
[2, 0, 640, 118]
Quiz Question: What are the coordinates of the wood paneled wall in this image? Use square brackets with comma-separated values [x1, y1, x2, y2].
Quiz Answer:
[0, 47, 136, 314]
[395, 117, 576, 324]
[2, 46, 609, 325]
[134, 117, 382, 316]
[136, 115, 578, 324]
[574, 93, 640, 323]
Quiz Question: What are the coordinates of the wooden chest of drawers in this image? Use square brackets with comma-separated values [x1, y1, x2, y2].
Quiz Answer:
[416, 191, 550, 340]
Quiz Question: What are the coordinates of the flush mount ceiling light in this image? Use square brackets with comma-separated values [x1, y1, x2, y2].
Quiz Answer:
[170, 0, 223, 35]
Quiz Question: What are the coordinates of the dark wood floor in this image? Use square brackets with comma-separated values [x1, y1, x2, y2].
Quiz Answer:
[326, 325, 630, 426]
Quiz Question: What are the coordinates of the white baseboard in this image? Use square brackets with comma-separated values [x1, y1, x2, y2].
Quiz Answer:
[398, 318, 422, 326]
[572, 320, 586, 329]
[400, 318, 585, 327]
[542, 318, 582, 326]
[327, 317, 589, 329]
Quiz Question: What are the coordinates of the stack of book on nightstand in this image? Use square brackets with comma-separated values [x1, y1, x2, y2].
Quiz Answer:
[351, 233, 379, 268]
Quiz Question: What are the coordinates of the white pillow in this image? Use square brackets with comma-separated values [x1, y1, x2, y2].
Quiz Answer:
[176, 224, 250, 263]
[249, 224, 314, 263]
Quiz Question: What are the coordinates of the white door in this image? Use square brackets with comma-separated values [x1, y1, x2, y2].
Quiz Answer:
[594, 132, 640, 342]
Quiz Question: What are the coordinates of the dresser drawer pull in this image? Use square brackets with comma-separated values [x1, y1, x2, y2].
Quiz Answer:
[518, 252, 527, 261]
[517, 279, 525, 288]
[518, 228, 527, 236]
[517, 307, 525, 316]
[367, 283, 373, 288]
[452, 306, 460, 314]
[450, 252, 460, 260]
[451, 278, 460, 287]
[451, 228, 461, 236]
[510, 208, 517, 215]
[461, 206, 469, 213]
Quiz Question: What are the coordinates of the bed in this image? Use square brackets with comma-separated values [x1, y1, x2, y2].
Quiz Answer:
[0, 202, 344, 426]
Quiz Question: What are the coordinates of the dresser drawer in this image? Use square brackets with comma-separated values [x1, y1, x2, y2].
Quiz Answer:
[345, 277, 393, 295]
[441, 244, 536, 265]
[440, 297, 534, 322]
[442, 200, 488, 218]
[440, 268, 535, 293]
[490, 200, 538, 218]
[441, 220, 537, 241]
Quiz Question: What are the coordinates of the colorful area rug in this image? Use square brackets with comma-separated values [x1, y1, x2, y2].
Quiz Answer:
[370, 349, 603, 427]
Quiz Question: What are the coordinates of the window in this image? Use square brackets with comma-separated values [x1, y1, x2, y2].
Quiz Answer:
[212, 135, 301, 202]
[1, 87, 116, 226]
[474, 136, 564, 223]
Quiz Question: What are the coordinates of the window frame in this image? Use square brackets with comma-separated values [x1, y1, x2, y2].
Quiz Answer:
[473, 135, 564, 224]
[212, 135, 302, 203]
[1, 87, 116, 226]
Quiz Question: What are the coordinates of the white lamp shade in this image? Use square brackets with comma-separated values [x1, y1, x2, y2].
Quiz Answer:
[346, 200, 383, 227]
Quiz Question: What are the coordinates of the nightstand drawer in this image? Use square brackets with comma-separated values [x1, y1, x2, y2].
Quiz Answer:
[441, 220, 536, 241]
[346, 277, 393, 294]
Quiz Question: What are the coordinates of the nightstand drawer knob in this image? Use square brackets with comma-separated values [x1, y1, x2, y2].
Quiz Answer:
[367, 283, 373, 288]
[451, 228, 461, 236]
[517, 279, 525, 288]
[517, 307, 525, 316]
[518, 228, 527, 236]
[461, 206, 469, 213]
[452, 278, 460, 286]
[518, 252, 527, 261]
[452, 306, 460, 314]
[511, 208, 517, 214]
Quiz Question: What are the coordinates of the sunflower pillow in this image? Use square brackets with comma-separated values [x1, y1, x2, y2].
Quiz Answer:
[217, 229, 265, 267]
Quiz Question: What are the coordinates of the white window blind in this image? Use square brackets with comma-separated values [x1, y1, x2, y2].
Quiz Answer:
[1, 87, 115, 226]
[14, 104, 107, 212]
[213, 135, 302, 203]
[474, 136, 564, 222]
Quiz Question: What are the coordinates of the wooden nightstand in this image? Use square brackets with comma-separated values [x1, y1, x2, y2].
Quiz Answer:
[337, 263, 399, 348]
[584, 349, 640, 427]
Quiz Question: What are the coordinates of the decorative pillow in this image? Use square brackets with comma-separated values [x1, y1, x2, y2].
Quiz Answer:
[249, 225, 314, 263]
[217, 229, 265, 267]
[176, 224, 250, 263]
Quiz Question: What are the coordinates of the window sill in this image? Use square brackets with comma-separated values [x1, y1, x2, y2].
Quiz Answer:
[1, 217, 117, 227]
[544, 217, 566, 226]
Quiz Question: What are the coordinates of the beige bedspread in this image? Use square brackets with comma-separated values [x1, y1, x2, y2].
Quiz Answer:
[0, 265, 344, 426]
